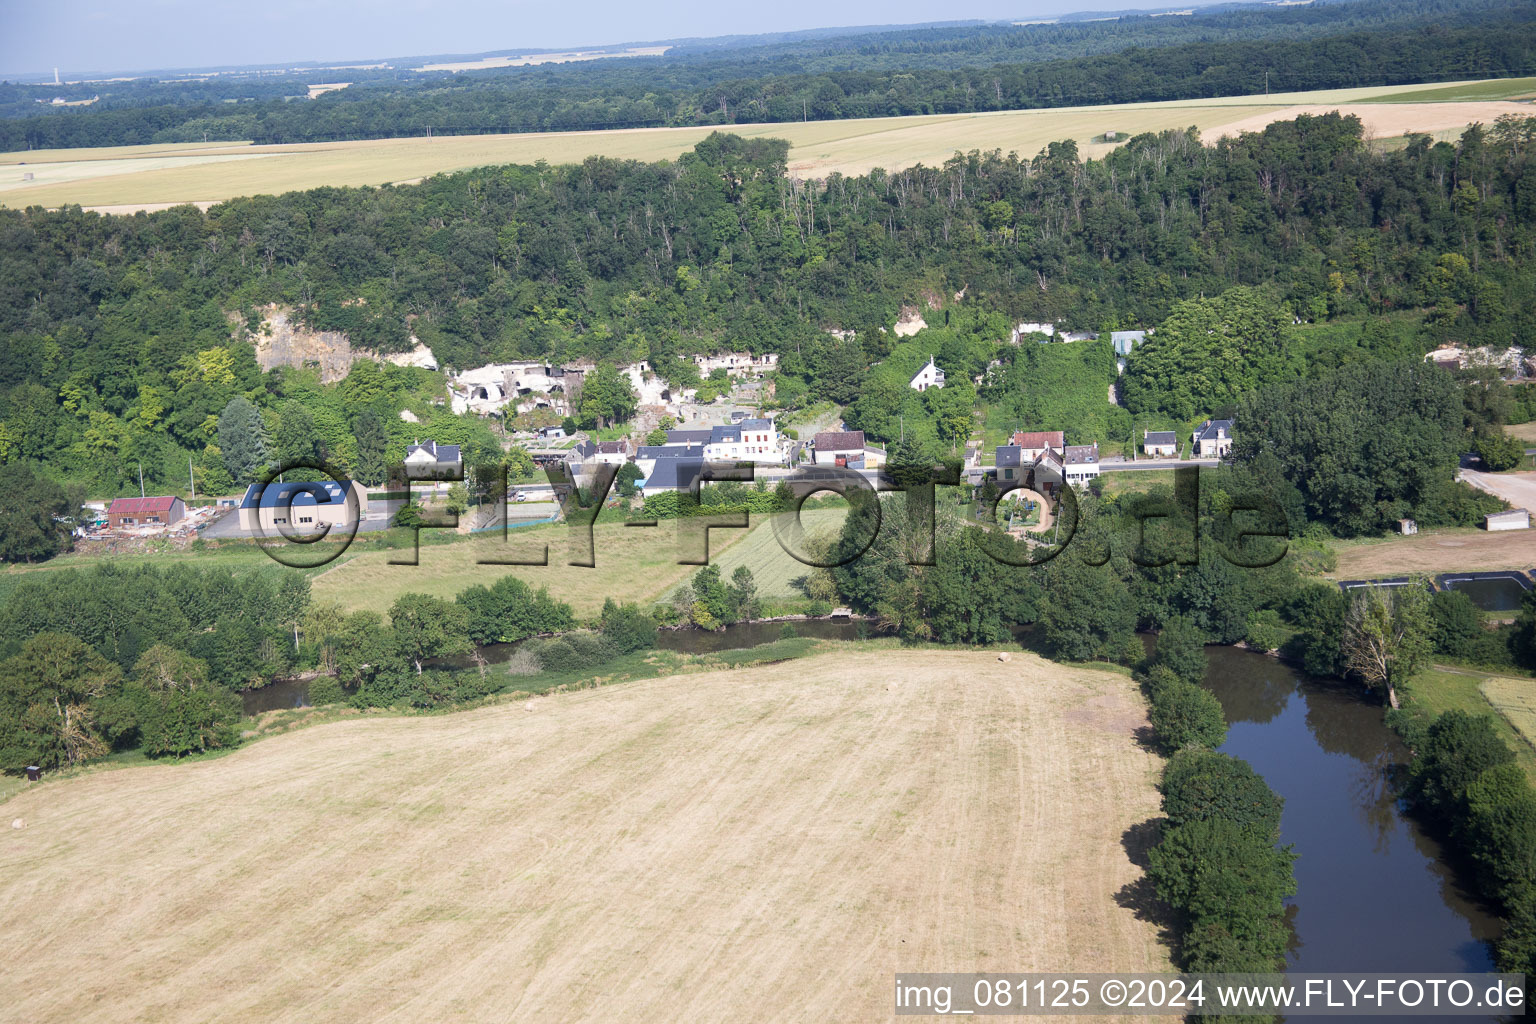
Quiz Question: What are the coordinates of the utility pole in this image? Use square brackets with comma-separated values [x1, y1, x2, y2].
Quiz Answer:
[803, 99, 807, 123]
[189, 455, 196, 499]
[137, 461, 145, 498]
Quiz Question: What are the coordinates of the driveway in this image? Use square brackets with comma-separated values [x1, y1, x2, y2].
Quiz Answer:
[1460, 468, 1536, 512]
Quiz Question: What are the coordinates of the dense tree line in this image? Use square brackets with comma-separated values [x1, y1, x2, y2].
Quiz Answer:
[1, 0, 1529, 149]
[7, 113, 1535, 500]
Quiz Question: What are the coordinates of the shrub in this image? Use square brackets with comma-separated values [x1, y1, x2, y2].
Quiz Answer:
[1162, 749, 1283, 834]
[1478, 433, 1525, 472]
[1244, 609, 1285, 653]
[307, 677, 345, 705]
[1151, 616, 1208, 685]
[1431, 590, 1483, 657]
[1149, 681, 1227, 752]
[503, 645, 543, 677]
[600, 599, 658, 653]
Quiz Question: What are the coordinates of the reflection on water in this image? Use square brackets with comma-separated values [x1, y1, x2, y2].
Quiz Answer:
[1202, 647, 1500, 991]
[1444, 576, 1530, 613]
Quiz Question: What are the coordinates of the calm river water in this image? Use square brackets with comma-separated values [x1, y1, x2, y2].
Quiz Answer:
[1202, 646, 1500, 1003]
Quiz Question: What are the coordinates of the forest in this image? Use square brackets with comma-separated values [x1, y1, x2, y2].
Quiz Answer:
[0, 0, 1530, 149]
[3, 110, 1535, 499]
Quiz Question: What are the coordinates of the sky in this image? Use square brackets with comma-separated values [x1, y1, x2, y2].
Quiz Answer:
[0, 0, 1214, 78]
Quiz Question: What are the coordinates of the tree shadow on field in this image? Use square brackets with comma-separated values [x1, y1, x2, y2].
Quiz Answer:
[1131, 724, 1162, 755]
[1114, 817, 1182, 960]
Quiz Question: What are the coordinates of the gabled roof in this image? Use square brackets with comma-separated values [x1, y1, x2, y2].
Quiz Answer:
[814, 430, 865, 451]
[405, 440, 462, 462]
[240, 479, 357, 510]
[635, 444, 705, 460]
[664, 429, 713, 445]
[596, 439, 629, 454]
[1064, 444, 1099, 465]
[740, 418, 773, 431]
[108, 495, 180, 515]
[573, 440, 597, 459]
[644, 458, 705, 492]
[995, 445, 1024, 469]
[1011, 430, 1065, 450]
[1193, 418, 1235, 442]
[1144, 430, 1177, 445]
[709, 425, 742, 444]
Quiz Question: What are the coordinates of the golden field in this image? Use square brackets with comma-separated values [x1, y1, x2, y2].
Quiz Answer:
[0, 648, 1168, 1023]
[2, 78, 1532, 211]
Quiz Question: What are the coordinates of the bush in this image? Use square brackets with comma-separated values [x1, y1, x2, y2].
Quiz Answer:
[1478, 433, 1526, 472]
[1430, 590, 1482, 657]
[1151, 616, 1208, 685]
[529, 631, 618, 672]
[1162, 748, 1284, 834]
[600, 599, 657, 653]
[1245, 609, 1285, 653]
[503, 645, 543, 677]
[307, 677, 345, 705]
[1149, 681, 1228, 752]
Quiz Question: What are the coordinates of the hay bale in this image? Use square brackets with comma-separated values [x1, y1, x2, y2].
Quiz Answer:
[10, 818, 24, 830]
[524, 701, 536, 713]
[997, 652, 1013, 663]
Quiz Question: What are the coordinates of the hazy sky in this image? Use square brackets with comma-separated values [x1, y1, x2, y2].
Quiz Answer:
[1, 0, 1207, 77]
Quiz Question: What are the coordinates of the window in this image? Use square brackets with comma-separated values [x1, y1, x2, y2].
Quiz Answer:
[300, 516, 314, 524]
[275, 517, 287, 524]
[147, 516, 159, 523]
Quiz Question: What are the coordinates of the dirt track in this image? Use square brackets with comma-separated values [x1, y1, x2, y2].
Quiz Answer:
[0, 650, 1168, 1023]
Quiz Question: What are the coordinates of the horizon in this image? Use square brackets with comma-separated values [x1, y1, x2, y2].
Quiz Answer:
[1, 0, 1232, 80]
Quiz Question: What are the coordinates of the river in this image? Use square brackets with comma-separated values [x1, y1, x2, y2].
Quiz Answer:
[1201, 646, 1501, 996]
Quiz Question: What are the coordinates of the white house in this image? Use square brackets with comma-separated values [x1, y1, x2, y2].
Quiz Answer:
[1111, 331, 1147, 356]
[1063, 443, 1100, 487]
[1143, 430, 1178, 458]
[404, 440, 463, 479]
[590, 439, 631, 466]
[813, 430, 867, 467]
[1191, 419, 1235, 458]
[704, 418, 782, 464]
[909, 356, 946, 392]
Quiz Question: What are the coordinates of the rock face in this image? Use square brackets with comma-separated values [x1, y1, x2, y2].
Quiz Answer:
[893, 305, 927, 338]
[249, 308, 356, 383]
[244, 305, 437, 384]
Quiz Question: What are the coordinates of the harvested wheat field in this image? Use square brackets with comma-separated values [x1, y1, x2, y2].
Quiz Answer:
[1329, 528, 1536, 579]
[2, 76, 1526, 211]
[0, 649, 1168, 1023]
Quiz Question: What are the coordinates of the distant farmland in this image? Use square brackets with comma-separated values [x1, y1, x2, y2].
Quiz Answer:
[2, 78, 1531, 211]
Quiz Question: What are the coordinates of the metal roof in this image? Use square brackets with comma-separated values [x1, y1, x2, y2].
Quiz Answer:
[240, 480, 357, 510]
[107, 496, 181, 515]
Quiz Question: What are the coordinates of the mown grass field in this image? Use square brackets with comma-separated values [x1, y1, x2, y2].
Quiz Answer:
[0, 648, 1167, 1022]
[2, 78, 1527, 210]
[310, 517, 757, 617]
[700, 506, 849, 601]
[1403, 668, 1536, 785]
